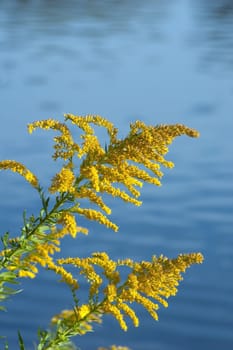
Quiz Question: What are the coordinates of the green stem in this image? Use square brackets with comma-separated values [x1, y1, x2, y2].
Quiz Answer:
[1, 191, 69, 268]
[41, 303, 102, 350]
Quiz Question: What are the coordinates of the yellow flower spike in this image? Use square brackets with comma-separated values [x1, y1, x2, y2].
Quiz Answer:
[92, 252, 109, 261]
[75, 187, 111, 215]
[134, 293, 159, 321]
[156, 123, 200, 139]
[49, 225, 88, 240]
[96, 164, 127, 183]
[20, 242, 57, 276]
[65, 113, 117, 140]
[104, 284, 117, 302]
[99, 181, 142, 207]
[58, 256, 103, 296]
[28, 119, 72, 139]
[124, 184, 141, 198]
[76, 252, 120, 284]
[28, 254, 51, 268]
[47, 261, 79, 290]
[104, 121, 199, 189]
[53, 143, 80, 161]
[31, 241, 60, 260]
[81, 165, 100, 192]
[58, 212, 78, 238]
[27, 118, 77, 160]
[65, 114, 95, 134]
[93, 260, 118, 282]
[102, 302, 128, 331]
[126, 163, 163, 184]
[73, 207, 118, 232]
[79, 134, 105, 159]
[35, 242, 59, 258]
[49, 167, 76, 194]
[0, 160, 39, 188]
[89, 277, 103, 297]
[126, 273, 139, 289]
[117, 302, 139, 327]
[96, 164, 144, 198]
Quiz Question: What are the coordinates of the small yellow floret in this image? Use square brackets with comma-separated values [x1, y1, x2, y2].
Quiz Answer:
[18, 270, 36, 279]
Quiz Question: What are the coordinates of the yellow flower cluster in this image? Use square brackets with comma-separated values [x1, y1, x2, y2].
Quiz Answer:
[80, 165, 101, 192]
[51, 304, 90, 326]
[107, 120, 199, 172]
[58, 212, 79, 238]
[57, 251, 203, 331]
[65, 113, 118, 142]
[79, 134, 105, 160]
[75, 187, 111, 215]
[25, 115, 199, 234]
[51, 303, 102, 335]
[0, 114, 203, 350]
[55, 215, 89, 238]
[98, 179, 142, 206]
[0, 160, 38, 188]
[47, 261, 79, 290]
[27, 118, 79, 160]
[49, 167, 76, 194]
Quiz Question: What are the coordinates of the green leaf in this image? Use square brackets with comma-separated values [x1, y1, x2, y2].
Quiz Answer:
[18, 331, 26, 350]
[0, 271, 18, 282]
[39, 208, 46, 219]
[37, 225, 50, 234]
[37, 329, 49, 350]
[1, 232, 9, 248]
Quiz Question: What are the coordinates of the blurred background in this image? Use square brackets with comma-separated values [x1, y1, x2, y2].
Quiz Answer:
[0, 0, 233, 349]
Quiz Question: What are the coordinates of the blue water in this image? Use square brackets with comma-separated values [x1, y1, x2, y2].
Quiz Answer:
[0, 1, 233, 349]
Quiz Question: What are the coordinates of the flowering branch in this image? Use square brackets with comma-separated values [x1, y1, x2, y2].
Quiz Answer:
[0, 114, 203, 349]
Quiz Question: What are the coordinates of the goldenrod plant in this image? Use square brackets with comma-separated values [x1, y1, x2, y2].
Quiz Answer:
[0, 114, 203, 349]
